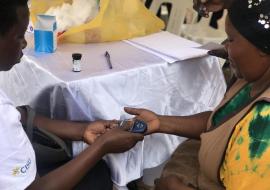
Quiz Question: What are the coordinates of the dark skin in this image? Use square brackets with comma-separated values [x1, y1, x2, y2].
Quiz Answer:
[125, 1, 270, 189]
[0, 6, 28, 71]
[124, 107, 211, 190]
[18, 108, 117, 144]
[124, 108, 211, 139]
[28, 127, 143, 190]
[207, 39, 228, 59]
[193, 0, 234, 17]
[224, 16, 270, 83]
[1, 5, 144, 190]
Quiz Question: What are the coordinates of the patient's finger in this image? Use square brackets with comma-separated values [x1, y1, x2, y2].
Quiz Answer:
[124, 107, 143, 116]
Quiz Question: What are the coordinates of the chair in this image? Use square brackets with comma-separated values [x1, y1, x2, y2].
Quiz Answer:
[149, 0, 193, 35]
[181, 10, 227, 44]
[149, 0, 227, 44]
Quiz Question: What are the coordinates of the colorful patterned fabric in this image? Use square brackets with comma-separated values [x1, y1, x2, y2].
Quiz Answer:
[212, 84, 252, 127]
[220, 101, 270, 189]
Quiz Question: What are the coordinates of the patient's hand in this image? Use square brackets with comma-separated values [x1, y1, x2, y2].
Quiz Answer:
[83, 120, 118, 144]
[208, 47, 228, 59]
[124, 107, 160, 135]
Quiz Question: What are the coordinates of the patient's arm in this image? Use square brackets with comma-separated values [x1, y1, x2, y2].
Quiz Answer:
[124, 107, 211, 139]
[158, 111, 212, 139]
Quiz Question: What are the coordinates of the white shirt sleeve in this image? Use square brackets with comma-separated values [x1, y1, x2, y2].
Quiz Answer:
[0, 100, 36, 190]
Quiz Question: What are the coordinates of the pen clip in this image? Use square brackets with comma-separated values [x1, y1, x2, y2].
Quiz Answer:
[104, 51, 113, 69]
[105, 51, 110, 58]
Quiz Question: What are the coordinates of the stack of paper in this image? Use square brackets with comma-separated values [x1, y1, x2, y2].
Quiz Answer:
[124, 31, 210, 63]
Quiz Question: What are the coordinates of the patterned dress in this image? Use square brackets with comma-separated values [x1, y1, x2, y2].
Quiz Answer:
[214, 84, 270, 189]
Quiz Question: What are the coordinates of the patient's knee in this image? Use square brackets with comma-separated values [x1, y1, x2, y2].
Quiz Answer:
[154, 175, 184, 190]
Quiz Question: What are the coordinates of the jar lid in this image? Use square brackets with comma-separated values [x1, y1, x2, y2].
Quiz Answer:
[72, 53, 82, 60]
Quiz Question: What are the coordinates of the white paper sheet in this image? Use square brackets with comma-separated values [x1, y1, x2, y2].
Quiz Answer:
[197, 42, 224, 50]
[125, 31, 209, 62]
[124, 40, 178, 63]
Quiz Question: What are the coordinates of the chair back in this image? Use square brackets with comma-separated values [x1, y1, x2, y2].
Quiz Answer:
[182, 10, 227, 44]
[149, 0, 193, 35]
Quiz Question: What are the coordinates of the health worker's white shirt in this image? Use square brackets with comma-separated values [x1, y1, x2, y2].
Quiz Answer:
[0, 89, 36, 190]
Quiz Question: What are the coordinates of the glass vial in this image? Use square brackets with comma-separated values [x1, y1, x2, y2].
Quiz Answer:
[72, 53, 82, 72]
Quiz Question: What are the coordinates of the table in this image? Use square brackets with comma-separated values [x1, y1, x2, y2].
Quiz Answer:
[0, 32, 226, 188]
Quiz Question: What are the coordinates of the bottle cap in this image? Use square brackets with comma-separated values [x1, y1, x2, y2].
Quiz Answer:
[72, 53, 82, 60]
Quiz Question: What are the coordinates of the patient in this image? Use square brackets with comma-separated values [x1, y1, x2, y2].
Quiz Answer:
[125, 0, 270, 189]
[0, 0, 143, 190]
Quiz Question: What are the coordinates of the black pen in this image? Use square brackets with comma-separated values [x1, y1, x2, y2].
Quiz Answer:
[104, 51, 113, 69]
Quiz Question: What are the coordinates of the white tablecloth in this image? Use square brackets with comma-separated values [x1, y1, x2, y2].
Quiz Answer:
[0, 33, 226, 187]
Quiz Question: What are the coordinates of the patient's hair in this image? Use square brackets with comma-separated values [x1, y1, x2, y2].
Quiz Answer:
[0, 0, 28, 36]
